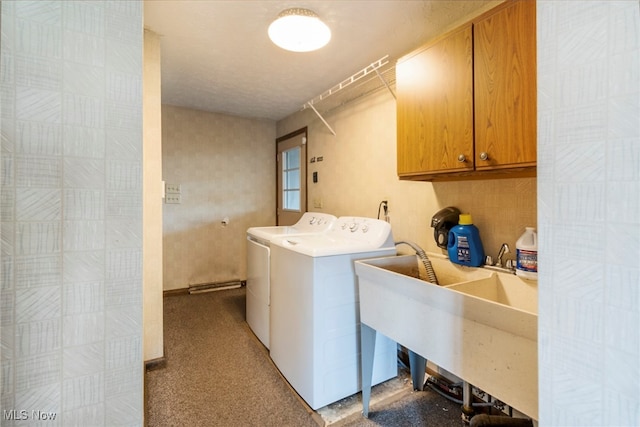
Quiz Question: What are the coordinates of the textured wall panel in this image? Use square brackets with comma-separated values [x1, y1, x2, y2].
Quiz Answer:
[62, 372, 104, 412]
[16, 121, 62, 155]
[63, 282, 104, 315]
[15, 156, 61, 187]
[63, 345, 104, 378]
[63, 125, 105, 158]
[64, 158, 105, 188]
[16, 188, 61, 221]
[538, 1, 640, 425]
[14, 353, 61, 392]
[15, 319, 60, 357]
[63, 251, 105, 283]
[64, 189, 104, 220]
[63, 221, 105, 251]
[16, 87, 61, 123]
[15, 55, 62, 91]
[15, 287, 60, 323]
[63, 313, 104, 347]
[0, 1, 143, 424]
[15, 222, 61, 255]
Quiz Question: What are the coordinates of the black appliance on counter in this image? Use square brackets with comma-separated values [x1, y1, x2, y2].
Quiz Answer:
[431, 206, 461, 249]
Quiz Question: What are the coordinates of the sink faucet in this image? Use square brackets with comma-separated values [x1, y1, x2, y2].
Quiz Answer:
[495, 243, 510, 268]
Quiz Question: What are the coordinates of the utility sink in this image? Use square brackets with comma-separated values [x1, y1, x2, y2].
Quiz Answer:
[446, 272, 538, 314]
[355, 253, 538, 420]
[364, 254, 493, 285]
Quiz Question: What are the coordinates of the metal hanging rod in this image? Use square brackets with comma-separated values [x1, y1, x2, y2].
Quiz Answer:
[303, 55, 395, 135]
[306, 102, 336, 136]
[303, 55, 391, 109]
[374, 67, 396, 100]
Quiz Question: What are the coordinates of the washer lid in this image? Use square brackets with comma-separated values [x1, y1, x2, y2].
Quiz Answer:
[272, 235, 394, 257]
[247, 212, 336, 242]
[270, 217, 395, 257]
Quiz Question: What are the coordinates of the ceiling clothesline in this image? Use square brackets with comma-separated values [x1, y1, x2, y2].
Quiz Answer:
[302, 55, 396, 136]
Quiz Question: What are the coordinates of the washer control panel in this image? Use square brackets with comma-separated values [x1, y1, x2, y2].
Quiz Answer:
[297, 212, 337, 231]
[332, 217, 392, 245]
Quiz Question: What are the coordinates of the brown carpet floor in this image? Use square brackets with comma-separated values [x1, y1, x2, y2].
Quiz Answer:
[144, 287, 465, 427]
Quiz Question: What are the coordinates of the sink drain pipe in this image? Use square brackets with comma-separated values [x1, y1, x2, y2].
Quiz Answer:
[462, 381, 476, 422]
[394, 241, 439, 284]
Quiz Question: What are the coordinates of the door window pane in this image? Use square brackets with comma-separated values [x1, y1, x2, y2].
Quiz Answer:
[285, 169, 300, 188]
[282, 147, 301, 211]
[284, 190, 300, 210]
[284, 147, 300, 169]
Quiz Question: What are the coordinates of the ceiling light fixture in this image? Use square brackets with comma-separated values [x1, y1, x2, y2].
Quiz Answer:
[268, 8, 331, 53]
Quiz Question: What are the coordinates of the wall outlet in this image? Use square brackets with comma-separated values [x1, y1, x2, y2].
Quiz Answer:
[165, 194, 181, 204]
[313, 197, 323, 208]
[165, 183, 181, 194]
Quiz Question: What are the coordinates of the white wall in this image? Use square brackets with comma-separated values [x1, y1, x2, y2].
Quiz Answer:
[0, 1, 144, 425]
[143, 29, 163, 362]
[537, 1, 640, 425]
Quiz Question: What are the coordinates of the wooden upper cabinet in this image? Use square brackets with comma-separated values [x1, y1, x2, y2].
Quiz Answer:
[396, 0, 536, 180]
[397, 24, 473, 176]
[474, 0, 537, 170]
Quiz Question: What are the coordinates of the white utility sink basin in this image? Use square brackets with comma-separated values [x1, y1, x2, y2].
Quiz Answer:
[361, 254, 492, 285]
[446, 272, 538, 314]
[355, 253, 538, 420]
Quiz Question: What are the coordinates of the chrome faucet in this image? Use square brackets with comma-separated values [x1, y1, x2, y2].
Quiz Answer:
[495, 243, 510, 268]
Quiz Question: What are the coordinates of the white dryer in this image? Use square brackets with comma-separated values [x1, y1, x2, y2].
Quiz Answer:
[269, 217, 397, 410]
[246, 212, 336, 348]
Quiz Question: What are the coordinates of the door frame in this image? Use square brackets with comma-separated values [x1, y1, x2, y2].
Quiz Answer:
[276, 127, 308, 225]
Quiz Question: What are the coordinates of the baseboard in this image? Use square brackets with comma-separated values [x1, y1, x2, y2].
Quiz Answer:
[163, 280, 247, 298]
[188, 280, 245, 294]
[145, 355, 167, 371]
[163, 288, 189, 297]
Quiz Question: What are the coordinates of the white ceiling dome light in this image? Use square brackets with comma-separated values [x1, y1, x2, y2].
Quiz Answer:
[268, 8, 331, 52]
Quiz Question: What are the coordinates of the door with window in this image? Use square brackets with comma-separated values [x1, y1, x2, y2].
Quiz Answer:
[276, 128, 307, 225]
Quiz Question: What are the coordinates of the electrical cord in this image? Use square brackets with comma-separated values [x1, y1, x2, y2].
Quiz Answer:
[377, 200, 388, 220]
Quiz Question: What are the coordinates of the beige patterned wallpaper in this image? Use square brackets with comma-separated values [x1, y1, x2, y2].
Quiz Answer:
[162, 105, 275, 290]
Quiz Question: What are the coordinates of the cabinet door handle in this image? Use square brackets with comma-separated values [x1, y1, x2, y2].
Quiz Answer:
[479, 152, 489, 161]
[457, 154, 466, 163]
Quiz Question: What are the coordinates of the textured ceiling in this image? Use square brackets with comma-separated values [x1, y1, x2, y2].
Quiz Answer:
[143, 1, 502, 121]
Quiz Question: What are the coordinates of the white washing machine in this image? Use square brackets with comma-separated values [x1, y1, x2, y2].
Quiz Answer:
[269, 217, 398, 410]
[246, 212, 336, 349]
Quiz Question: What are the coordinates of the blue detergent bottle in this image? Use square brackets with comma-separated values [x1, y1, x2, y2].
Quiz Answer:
[447, 214, 485, 267]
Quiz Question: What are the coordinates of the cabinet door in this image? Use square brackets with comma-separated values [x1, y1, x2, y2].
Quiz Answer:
[474, 0, 536, 170]
[397, 24, 473, 176]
